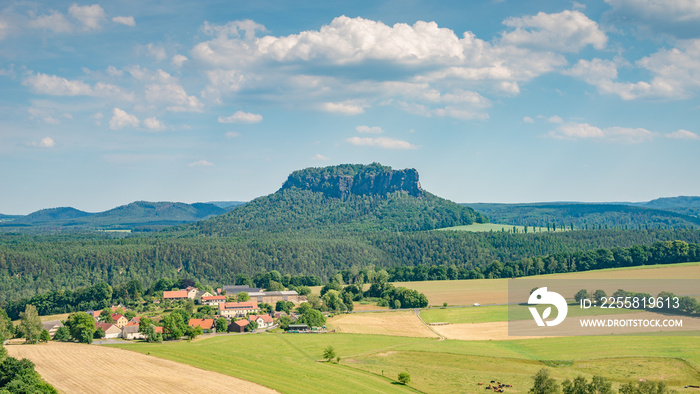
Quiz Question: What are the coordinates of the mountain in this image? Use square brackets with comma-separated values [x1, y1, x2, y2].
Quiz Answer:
[206, 201, 247, 210]
[190, 163, 487, 235]
[464, 202, 700, 229]
[1, 201, 228, 231]
[638, 196, 700, 218]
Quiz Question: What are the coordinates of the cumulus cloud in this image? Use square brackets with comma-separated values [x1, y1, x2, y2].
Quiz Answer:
[356, 125, 384, 134]
[218, 111, 262, 123]
[501, 10, 607, 52]
[68, 4, 106, 31]
[0, 19, 10, 39]
[28, 11, 73, 33]
[666, 129, 699, 140]
[523, 116, 535, 123]
[143, 117, 165, 131]
[346, 136, 417, 149]
[146, 43, 168, 62]
[172, 54, 188, 67]
[29, 136, 56, 148]
[187, 159, 215, 167]
[604, 0, 700, 38]
[145, 82, 203, 112]
[23, 72, 92, 95]
[312, 153, 330, 160]
[109, 108, 139, 130]
[112, 16, 135, 27]
[225, 131, 241, 138]
[322, 101, 367, 115]
[546, 121, 654, 143]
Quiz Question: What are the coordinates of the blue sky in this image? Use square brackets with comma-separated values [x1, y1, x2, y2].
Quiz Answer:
[1, 0, 699, 214]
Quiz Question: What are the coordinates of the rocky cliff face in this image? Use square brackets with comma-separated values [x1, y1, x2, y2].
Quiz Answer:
[281, 164, 424, 198]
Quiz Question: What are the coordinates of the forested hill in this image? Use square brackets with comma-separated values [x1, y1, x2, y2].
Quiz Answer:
[187, 163, 487, 235]
[464, 202, 700, 229]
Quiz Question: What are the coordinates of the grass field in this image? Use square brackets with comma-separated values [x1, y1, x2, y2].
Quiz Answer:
[109, 332, 700, 393]
[6, 341, 277, 393]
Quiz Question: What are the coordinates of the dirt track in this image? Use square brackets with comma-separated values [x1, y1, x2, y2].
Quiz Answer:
[6, 341, 278, 394]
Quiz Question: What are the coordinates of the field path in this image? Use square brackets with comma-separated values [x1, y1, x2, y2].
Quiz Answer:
[6, 341, 278, 394]
[413, 309, 445, 341]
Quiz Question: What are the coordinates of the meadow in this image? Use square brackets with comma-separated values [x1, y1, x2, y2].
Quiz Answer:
[438, 223, 554, 233]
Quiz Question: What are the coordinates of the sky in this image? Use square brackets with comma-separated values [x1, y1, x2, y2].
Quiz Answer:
[1, 0, 700, 214]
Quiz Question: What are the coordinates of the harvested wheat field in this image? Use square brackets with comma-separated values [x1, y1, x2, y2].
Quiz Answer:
[6, 341, 278, 394]
[328, 311, 438, 338]
[431, 321, 539, 341]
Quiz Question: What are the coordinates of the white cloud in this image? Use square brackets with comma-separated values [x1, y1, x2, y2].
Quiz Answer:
[225, 131, 241, 138]
[188, 159, 215, 167]
[106, 66, 123, 77]
[143, 117, 165, 131]
[312, 153, 330, 160]
[23, 72, 92, 95]
[109, 108, 140, 130]
[172, 54, 188, 67]
[0, 19, 10, 39]
[346, 136, 417, 149]
[218, 111, 262, 123]
[322, 101, 367, 115]
[28, 11, 73, 33]
[68, 4, 106, 31]
[548, 115, 564, 123]
[604, 0, 700, 37]
[112, 16, 135, 27]
[146, 43, 168, 62]
[501, 10, 607, 52]
[666, 129, 699, 140]
[356, 125, 384, 134]
[523, 116, 535, 123]
[546, 121, 654, 143]
[145, 83, 203, 112]
[29, 136, 56, 148]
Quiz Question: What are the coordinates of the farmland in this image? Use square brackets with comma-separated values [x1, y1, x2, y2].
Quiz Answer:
[108, 332, 700, 393]
[438, 223, 552, 233]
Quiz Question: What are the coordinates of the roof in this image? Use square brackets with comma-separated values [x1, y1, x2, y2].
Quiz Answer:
[41, 320, 63, 330]
[163, 290, 188, 299]
[202, 296, 226, 301]
[154, 326, 163, 333]
[130, 316, 141, 323]
[263, 291, 299, 296]
[188, 318, 215, 330]
[222, 285, 263, 294]
[111, 313, 125, 321]
[250, 315, 273, 323]
[219, 301, 259, 311]
[96, 322, 120, 333]
[122, 324, 140, 334]
[232, 320, 249, 327]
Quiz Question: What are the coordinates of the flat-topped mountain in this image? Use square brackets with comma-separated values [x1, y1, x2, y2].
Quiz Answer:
[191, 163, 487, 234]
[282, 163, 423, 198]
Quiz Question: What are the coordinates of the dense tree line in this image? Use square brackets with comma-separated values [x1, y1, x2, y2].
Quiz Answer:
[1, 229, 699, 305]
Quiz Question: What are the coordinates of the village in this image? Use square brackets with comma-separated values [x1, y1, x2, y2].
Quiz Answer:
[38, 284, 322, 343]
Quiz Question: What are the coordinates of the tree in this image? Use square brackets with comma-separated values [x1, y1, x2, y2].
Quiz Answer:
[592, 289, 607, 304]
[278, 315, 291, 331]
[39, 329, 51, 343]
[65, 312, 96, 344]
[93, 327, 105, 339]
[574, 289, 589, 303]
[184, 325, 203, 340]
[17, 305, 42, 344]
[245, 320, 258, 332]
[322, 345, 336, 362]
[236, 292, 250, 302]
[53, 326, 70, 342]
[563, 375, 612, 394]
[298, 309, 326, 328]
[99, 308, 113, 323]
[619, 380, 671, 394]
[398, 372, 411, 385]
[529, 368, 559, 394]
[215, 317, 228, 333]
[0, 308, 13, 343]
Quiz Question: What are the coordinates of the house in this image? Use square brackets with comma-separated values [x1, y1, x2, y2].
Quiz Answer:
[228, 319, 249, 333]
[185, 287, 198, 299]
[41, 320, 63, 338]
[154, 326, 163, 334]
[195, 290, 213, 301]
[122, 322, 145, 340]
[130, 316, 141, 324]
[248, 314, 274, 329]
[163, 290, 189, 301]
[218, 301, 259, 318]
[96, 322, 122, 339]
[274, 311, 287, 319]
[222, 285, 263, 295]
[201, 296, 226, 306]
[188, 318, 215, 333]
[111, 314, 129, 329]
[248, 290, 301, 304]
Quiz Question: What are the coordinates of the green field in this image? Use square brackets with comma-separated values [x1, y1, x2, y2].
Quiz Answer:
[112, 333, 700, 393]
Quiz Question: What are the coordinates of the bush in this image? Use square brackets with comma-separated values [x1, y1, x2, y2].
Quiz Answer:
[398, 372, 410, 385]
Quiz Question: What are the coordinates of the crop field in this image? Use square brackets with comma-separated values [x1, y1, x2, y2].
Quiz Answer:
[438, 223, 554, 233]
[110, 333, 700, 393]
[5, 341, 278, 394]
[327, 310, 438, 338]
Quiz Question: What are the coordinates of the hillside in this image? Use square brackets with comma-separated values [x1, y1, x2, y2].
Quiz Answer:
[1, 201, 228, 231]
[190, 163, 487, 234]
[464, 202, 700, 229]
[640, 196, 700, 217]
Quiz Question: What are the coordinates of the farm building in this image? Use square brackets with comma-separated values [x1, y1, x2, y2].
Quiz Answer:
[163, 290, 189, 301]
[122, 322, 145, 340]
[41, 321, 63, 338]
[222, 285, 263, 295]
[218, 301, 260, 318]
[248, 290, 301, 304]
[248, 315, 274, 329]
[228, 320, 249, 333]
[96, 322, 122, 339]
[189, 318, 215, 333]
[111, 314, 129, 329]
[201, 296, 226, 306]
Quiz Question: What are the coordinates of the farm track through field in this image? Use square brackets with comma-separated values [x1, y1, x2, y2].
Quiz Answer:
[6, 341, 278, 394]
